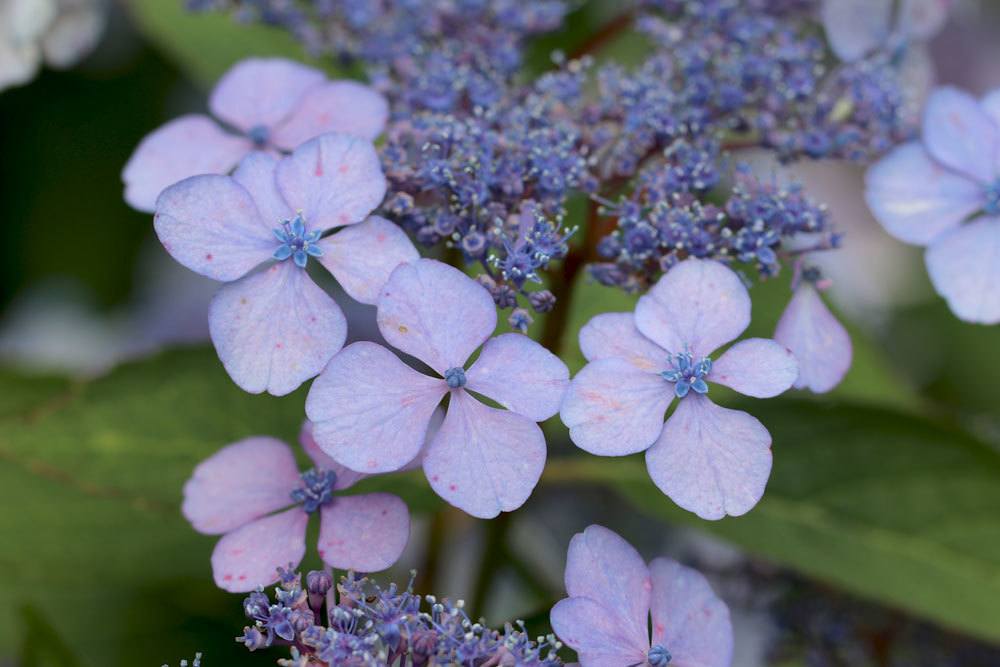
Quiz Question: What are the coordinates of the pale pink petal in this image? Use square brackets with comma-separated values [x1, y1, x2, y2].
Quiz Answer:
[305, 342, 447, 473]
[774, 286, 853, 393]
[377, 259, 497, 373]
[564, 525, 652, 655]
[709, 338, 798, 398]
[648, 557, 733, 667]
[211, 508, 308, 593]
[634, 259, 751, 358]
[864, 142, 983, 245]
[925, 216, 1000, 324]
[578, 312, 667, 371]
[182, 437, 300, 535]
[550, 597, 649, 667]
[232, 151, 294, 225]
[123, 114, 250, 213]
[317, 216, 419, 305]
[560, 358, 672, 457]
[466, 333, 569, 422]
[317, 493, 409, 572]
[209, 263, 347, 396]
[423, 391, 545, 518]
[922, 86, 997, 183]
[645, 395, 772, 520]
[821, 0, 892, 61]
[299, 421, 367, 491]
[272, 81, 389, 149]
[898, 0, 952, 40]
[276, 133, 386, 232]
[209, 58, 325, 133]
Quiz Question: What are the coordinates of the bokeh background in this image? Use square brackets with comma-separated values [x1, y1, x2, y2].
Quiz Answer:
[1, 2, 1000, 666]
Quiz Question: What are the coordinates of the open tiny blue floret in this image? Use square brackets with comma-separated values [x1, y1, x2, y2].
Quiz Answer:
[984, 180, 1000, 216]
[273, 214, 323, 268]
[661, 351, 712, 399]
[444, 367, 467, 388]
[647, 644, 672, 666]
[290, 468, 337, 514]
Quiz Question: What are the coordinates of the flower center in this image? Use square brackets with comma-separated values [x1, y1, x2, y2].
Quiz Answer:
[290, 468, 337, 513]
[985, 179, 1000, 216]
[647, 644, 672, 666]
[444, 367, 467, 388]
[273, 214, 324, 268]
[660, 351, 711, 398]
[248, 124, 270, 148]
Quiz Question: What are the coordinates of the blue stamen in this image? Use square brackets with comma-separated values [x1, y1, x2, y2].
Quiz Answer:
[290, 468, 337, 513]
[273, 214, 323, 268]
[984, 180, 1000, 215]
[661, 351, 712, 399]
[648, 644, 672, 666]
[444, 367, 467, 388]
[248, 124, 270, 148]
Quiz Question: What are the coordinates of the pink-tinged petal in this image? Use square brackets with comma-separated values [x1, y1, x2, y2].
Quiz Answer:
[648, 557, 733, 667]
[272, 81, 389, 149]
[123, 114, 250, 213]
[466, 333, 569, 422]
[276, 133, 386, 232]
[926, 216, 1000, 324]
[560, 358, 672, 457]
[211, 507, 308, 593]
[821, 0, 892, 61]
[635, 259, 751, 358]
[317, 216, 419, 305]
[232, 151, 294, 225]
[922, 86, 997, 183]
[864, 142, 983, 245]
[377, 259, 497, 373]
[154, 174, 274, 282]
[299, 421, 367, 491]
[550, 597, 649, 667]
[774, 286, 853, 393]
[709, 338, 798, 398]
[423, 391, 545, 519]
[646, 395, 772, 520]
[898, 0, 952, 40]
[182, 437, 300, 535]
[209, 263, 347, 396]
[317, 493, 409, 572]
[305, 342, 447, 473]
[579, 312, 667, 371]
[564, 525, 652, 654]
[209, 57, 325, 133]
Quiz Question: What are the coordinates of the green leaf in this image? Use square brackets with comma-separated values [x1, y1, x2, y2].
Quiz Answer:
[542, 400, 1000, 642]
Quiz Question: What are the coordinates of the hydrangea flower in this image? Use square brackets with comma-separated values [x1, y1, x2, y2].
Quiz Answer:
[865, 86, 1000, 324]
[305, 258, 569, 519]
[182, 422, 411, 593]
[154, 132, 417, 395]
[122, 57, 387, 211]
[821, 0, 950, 63]
[560, 258, 798, 519]
[550, 525, 733, 667]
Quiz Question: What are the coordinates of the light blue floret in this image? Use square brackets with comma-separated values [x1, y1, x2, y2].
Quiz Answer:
[273, 214, 324, 268]
[661, 351, 712, 398]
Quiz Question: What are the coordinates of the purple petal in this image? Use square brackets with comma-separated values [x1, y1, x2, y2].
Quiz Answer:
[563, 525, 652, 654]
[634, 258, 751, 358]
[317, 493, 409, 572]
[122, 114, 249, 213]
[317, 216, 419, 305]
[645, 395, 772, 520]
[578, 312, 667, 371]
[209, 57, 324, 133]
[560, 358, 672, 456]
[466, 333, 569, 422]
[648, 557, 733, 667]
[299, 421, 367, 491]
[821, 0, 892, 61]
[211, 507, 308, 592]
[922, 86, 998, 183]
[209, 263, 347, 396]
[182, 437, 300, 535]
[774, 286, 853, 393]
[926, 216, 1000, 324]
[377, 259, 497, 373]
[550, 597, 649, 667]
[898, 0, 952, 41]
[709, 337, 798, 398]
[423, 391, 545, 518]
[305, 341, 447, 473]
[232, 151, 294, 226]
[154, 174, 273, 281]
[980, 88, 1000, 129]
[272, 81, 389, 149]
[864, 142, 983, 245]
[275, 133, 386, 232]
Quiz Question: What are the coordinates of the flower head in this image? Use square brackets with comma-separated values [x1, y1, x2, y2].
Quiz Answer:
[550, 525, 733, 667]
[560, 258, 798, 519]
[182, 422, 411, 593]
[305, 258, 569, 518]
